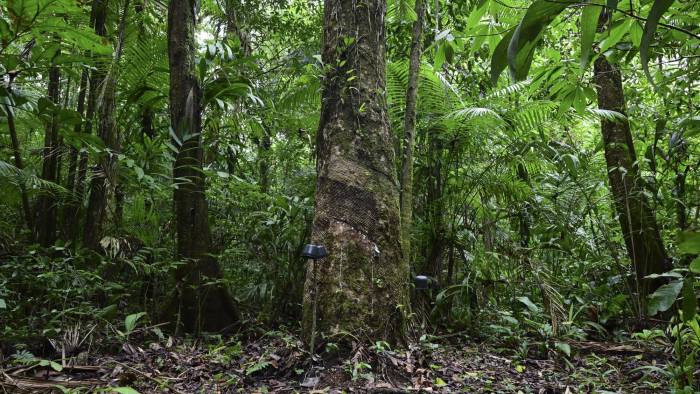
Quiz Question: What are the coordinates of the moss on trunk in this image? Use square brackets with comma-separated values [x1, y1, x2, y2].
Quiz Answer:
[302, 0, 409, 346]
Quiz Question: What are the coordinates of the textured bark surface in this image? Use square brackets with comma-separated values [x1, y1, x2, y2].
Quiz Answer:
[4, 91, 32, 231]
[168, 0, 238, 333]
[302, 0, 408, 346]
[424, 130, 444, 280]
[84, 0, 130, 249]
[36, 60, 61, 247]
[400, 0, 425, 263]
[593, 55, 671, 305]
[399, 0, 425, 263]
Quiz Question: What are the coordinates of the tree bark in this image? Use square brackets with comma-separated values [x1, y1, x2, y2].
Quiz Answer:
[36, 56, 61, 247]
[593, 55, 671, 309]
[399, 0, 425, 264]
[301, 0, 408, 346]
[84, 0, 131, 248]
[425, 129, 445, 280]
[3, 91, 32, 232]
[167, 0, 238, 333]
[68, 0, 108, 243]
[63, 67, 89, 238]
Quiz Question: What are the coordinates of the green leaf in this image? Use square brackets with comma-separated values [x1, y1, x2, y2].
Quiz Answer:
[679, 232, 700, 255]
[629, 21, 643, 47]
[599, 19, 633, 54]
[0, 299, 6, 309]
[490, 29, 515, 84]
[580, 1, 603, 68]
[124, 312, 146, 334]
[0, 18, 12, 40]
[506, 0, 576, 80]
[434, 377, 447, 387]
[112, 388, 141, 394]
[640, 0, 675, 84]
[681, 279, 697, 322]
[555, 342, 571, 357]
[690, 256, 700, 274]
[517, 296, 540, 313]
[562, 154, 579, 177]
[647, 280, 683, 316]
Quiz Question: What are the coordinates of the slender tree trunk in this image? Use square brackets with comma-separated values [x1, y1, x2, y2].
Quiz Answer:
[84, 0, 131, 248]
[36, 57, 61, 247]
[593, 54, 671, 309]
[65, 70, 88, 194]
[399, 0, 425, 263]
[425, 130, 444, 281]
[70, 0, 108, 243]
[167, 0, 238, 333]
[3, 92, 32, 231]
[63, 68, 89, 237]
[675, 167, 688, 231]
[301, 0, 407, 346]
[258, 132, 271, 193]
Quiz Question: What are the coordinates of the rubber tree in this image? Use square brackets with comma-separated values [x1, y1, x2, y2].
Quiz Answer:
[301, 0, 408, 346]
[167, 0, 238, 333]
[399, 0, 425, 264]
[593, 49, 671, 311]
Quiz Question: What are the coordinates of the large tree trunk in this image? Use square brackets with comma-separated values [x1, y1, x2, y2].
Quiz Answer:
[593, 55, 671, 310]
[399, 0, 425, 263]
[167, 0, 238, 333]
[36, 57, 61, 247]
[301, 0, 408, 347]
[84, 0, 131, 249]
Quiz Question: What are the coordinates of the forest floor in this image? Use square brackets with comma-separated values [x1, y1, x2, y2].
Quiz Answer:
[0, 327, 671, 393]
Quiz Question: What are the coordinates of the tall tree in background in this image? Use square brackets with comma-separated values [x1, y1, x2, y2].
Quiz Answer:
[302, 0, 408, 346]
[84, 0, 131, 248]
[167, 0, 238, 333]
[593, 12, 671, 311]
[399, 0, 425, 263]
[36, 47, 61, 247]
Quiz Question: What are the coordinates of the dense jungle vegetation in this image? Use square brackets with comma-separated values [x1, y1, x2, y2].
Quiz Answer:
[0, 0, 699, 392]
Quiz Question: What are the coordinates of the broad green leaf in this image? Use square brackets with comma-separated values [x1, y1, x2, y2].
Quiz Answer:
[580, 1, 603, 68]
[562, 154, 580, 177]
[681, 279, 697, 322]
[647, 280, 683, 316]
[629, 21, 643, 47]
[599, 19, 633, 54]
[679, 232, 700, 255]
[0, 18, 12, 40]
[516, 296, 540, 313]
[0, 299, 6, 309]
[690, 256, 700, 274]
[640, 0, 675, 84]
[506, 0, 576, 80]
[555, 342, 571, 357]
[124, 312, 146, 334]
[490, 29, 515, 84]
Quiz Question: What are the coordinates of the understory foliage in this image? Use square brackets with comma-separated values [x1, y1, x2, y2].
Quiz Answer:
[0, 0, 699, 391]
